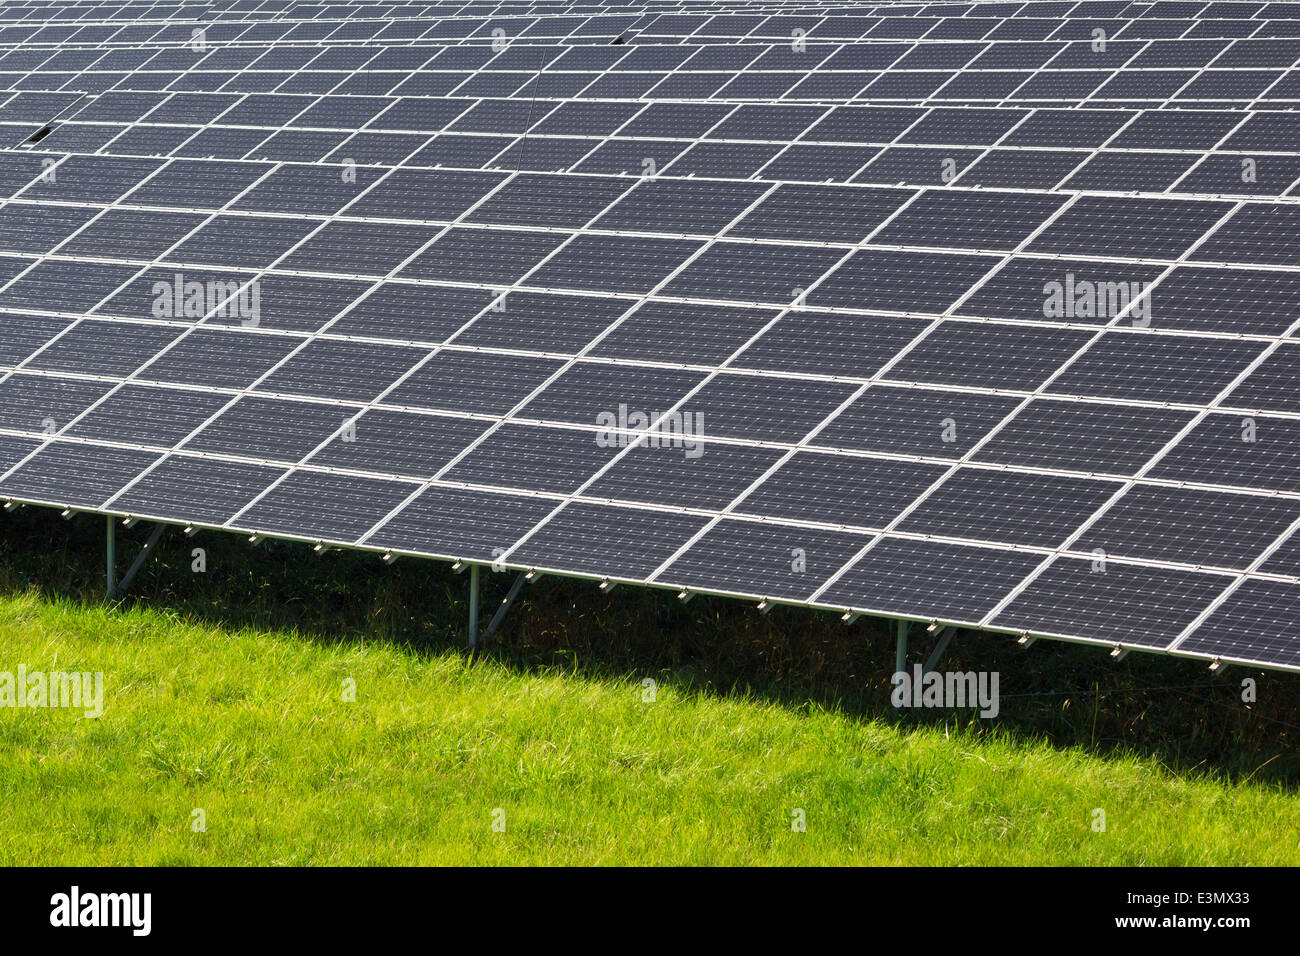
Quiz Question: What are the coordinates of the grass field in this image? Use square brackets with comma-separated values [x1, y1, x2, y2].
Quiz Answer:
[0, 509, 1297, 865]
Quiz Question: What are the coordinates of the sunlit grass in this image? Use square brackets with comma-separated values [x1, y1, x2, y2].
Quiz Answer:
[1, 590, 1295, 865]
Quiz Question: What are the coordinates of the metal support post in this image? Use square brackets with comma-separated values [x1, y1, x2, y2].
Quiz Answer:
[480, 571, 529, 647]
[105, 516, 116, 598]
[468, 563, 480, 648]
[895, 619, 908, 676]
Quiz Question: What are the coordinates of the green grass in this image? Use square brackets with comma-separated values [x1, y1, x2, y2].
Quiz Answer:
[0, 510, 1297, 864]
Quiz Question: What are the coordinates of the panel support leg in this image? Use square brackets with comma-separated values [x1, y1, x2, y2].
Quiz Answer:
[895, 619, 908, 676]
[105, 516, 116, 599]
[479, 571, 529, 647]
[924, 627, 957, 675]
[468, 563, 480, 648]
[109, 523, 168, 600]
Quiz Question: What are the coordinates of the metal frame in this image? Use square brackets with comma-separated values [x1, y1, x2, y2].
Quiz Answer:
[893, 621, 959, 679]
[468, 563, 480, 646]
[105, 518, 168, 600]
[924, 627, 957, 674]
[467, 564, 529, 649]
[895, 619, 908, 677]
[5, 496, 1288, 673]
[105, 515, 115, 598]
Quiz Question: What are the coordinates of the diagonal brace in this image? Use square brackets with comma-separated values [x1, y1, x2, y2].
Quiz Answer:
[109, 522, 168, 599]
[472, 570, 529, 649]
[924, 627, 957, 675]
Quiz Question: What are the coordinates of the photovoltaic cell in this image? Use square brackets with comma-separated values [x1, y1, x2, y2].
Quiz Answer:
[509, 501, 710, 580]
[817, 386, 1020, 458]
[1179, 581, 1300, 668]
[660, 519, 871, 602]
[899, 469, 1122, 547]
[974, 399, 1197, 475]
[1077, 485, 1300, 570]
[991, 558, 1229, 648]
[818, 538, 1045, 623]
[111, 454, 287, 526]
[737, 452, 947, 528]
[442, 423, 618, 494]
[0, 441, 160, 509]
[367, 485, 557, 561]
[234, 470, 418, 542]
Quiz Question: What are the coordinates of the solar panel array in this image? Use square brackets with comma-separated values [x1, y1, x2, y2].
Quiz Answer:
[2, 0, 1300, 672]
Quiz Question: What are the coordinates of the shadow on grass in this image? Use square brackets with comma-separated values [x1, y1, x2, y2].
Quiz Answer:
[2, 507, 1296, 788]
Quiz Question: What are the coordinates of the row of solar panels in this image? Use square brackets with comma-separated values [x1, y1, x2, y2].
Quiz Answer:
[1, 153, 1298, 415]
[7, 304, 1300, 441]
[28, 0, 1300, 22]
[2, 278, 1299, 618]
[18, 94, 1300, 186]
[23, 122, 1300, 195]
[0, 398, 1287, 671]
[11, 37, 1300, 103]
[8, 139, 1300, 244]
[3, 329, 1297, 671]
[3, 348, 1299, 557]
[21, 85, 1300, 144]
[3, 0, 1217, 22]
[17, 20, 1300, 48]
[6, 0, 817, 10]
[15, 33, 1300, 69]
[17, 40, 1300, 95]
[2, 1, 1297, 672]
[0, 0, 813, 17]
[13, 62, 1300, 105]
[22, 3, 1300, 45]
[50, 2, 1300, 24]
[12, 0, 1298, 10]
[5, 247, 1300, 399]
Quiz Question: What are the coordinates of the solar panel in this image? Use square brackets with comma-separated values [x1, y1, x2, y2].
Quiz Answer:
[1, 0, 1300, 675]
